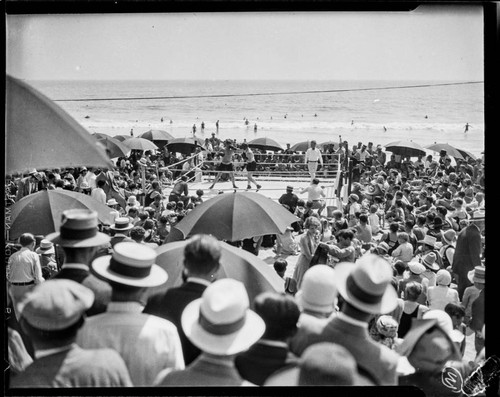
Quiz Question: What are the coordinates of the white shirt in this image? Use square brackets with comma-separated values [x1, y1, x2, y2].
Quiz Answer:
[77, 301, 185, 386]
[91, 187, 107, 204]
[305, 147, 323, 165]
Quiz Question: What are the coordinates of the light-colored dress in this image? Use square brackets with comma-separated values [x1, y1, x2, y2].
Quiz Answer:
[292, 232, 319, 289]
[426, 285, 460, 311]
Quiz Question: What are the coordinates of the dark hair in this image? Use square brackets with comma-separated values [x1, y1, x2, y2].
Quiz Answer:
[416, 215, 427, 226]
[405, 281, 423, 301]
[394, 260, 407, 275]
[97, 179, 106, 187]
[253, 292, 300, 340]
[130, 226, 146, 242]
[183, 234, 221, 276]
[359, 213, 368, 223]
[137, 211, 149, 220]
[273, 258, 288, 274]
[444, 302, 466, 319]
[337, 229, 354, 241]
[389, 222, 399, 233]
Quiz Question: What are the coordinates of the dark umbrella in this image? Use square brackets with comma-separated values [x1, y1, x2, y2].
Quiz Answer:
[174, 191, 299, 241]
[384, 140, 426, 158]
[166, 137, 205, 154]
[290, 141, 311, 152]
[122, 137, 159, 151]
[147, 239, 285, 302]
[96, 136, 131, 158]
[456, 148, 477, 161]
[8, 189, 116, 241]
[5, 75, 113, 174]
[138, 129, 175, 149]
[425, 143, 464, 160]
[113, 135, 131, 142]
[248, 137, 283, 152]
[319, 141, 340, 150]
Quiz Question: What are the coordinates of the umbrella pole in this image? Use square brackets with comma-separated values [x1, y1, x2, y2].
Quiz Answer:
[141, 166, 146, 207]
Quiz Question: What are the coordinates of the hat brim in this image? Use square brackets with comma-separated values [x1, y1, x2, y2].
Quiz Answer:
[423, 262, 440, 272]
[36, 247, 55, 255]
[91, 255, 168, 288]
[334, 262, 398, 315]
[295, 290, 334, 314]
[181, 298, 265, 356]
[467, 270, 485, 285]
[417, 240, 436, 248]
[46, 231, 110, 248]
[110, 224, 134, 231]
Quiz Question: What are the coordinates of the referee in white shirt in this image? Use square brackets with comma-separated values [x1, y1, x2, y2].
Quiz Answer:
[304, 140, 324, 182]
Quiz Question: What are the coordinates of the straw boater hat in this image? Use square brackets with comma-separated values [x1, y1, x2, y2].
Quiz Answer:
[17, 279, 94, 331]
[110, 217, 134, 232]
[47, 209, 110, 248]
[421, 252, 439, 272]
[376, 242, 390, 255]
[417, 235, 437, 249]
[467, 265, 485, 285]
[295, 265, 338, 315]
[92, 242, 168, 288]
[441, 230, 457, 246]
[408, 261, 426, 276]
[333, 254, 398, 315]
[181, 278, 265, 356]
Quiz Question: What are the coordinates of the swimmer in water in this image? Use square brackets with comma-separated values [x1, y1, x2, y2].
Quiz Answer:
[464, 123, 470, 133]
[383, 126, 387, 132]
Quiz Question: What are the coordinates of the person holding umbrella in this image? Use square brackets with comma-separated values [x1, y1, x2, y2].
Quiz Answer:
[240, 143, 262, 192]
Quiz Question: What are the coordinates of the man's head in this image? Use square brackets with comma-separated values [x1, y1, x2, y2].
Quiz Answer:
[183, 234, 221, 279]
[310, 140, 317, 149]
[253, 292, 300, 341]
[19, 233, 36, 249]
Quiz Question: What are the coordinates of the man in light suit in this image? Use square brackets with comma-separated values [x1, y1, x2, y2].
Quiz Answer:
[144, 234, 222, 365]
[297, 254, 402, 385]
[15, 169, 42, 201]
[9, 279, 132, 388]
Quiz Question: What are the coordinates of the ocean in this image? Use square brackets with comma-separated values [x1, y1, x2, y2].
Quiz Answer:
[28, 79, 485, 157]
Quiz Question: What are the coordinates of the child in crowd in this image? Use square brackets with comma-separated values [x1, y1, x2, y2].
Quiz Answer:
[273, 258, 297, 296]
[391, 232, 413, 265]
[368, 204, 381, 235]
[354, 213, 372, 250]
[275, 226, 299, 256]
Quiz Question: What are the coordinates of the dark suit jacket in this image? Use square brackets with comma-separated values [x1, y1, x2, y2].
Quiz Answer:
[301, 315, 400, 385]
[235, 341, 299, 386]
[110, 235, 134, 248]
[144, 281, 206, 365]
[8, 345, 132, 388]
[51, 266, 112, 316]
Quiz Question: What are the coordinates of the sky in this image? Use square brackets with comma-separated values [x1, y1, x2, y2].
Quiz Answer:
[6, 5, 484, 81]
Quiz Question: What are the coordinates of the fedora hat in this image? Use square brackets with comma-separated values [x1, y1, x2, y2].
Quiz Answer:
[286, 185, 294, 191]
[35, 239, 55, 255]
[441, 230, 457, 245]
[417, 235, 437, 249]
[181, 278, 265, 356]
[47, 209, 110, 248]
[264, 342, 362, 386]
[107, 198, 119, 206]
[92, 242, 168, 288]
[334, 254, 398, 315]
[110, 217, 134, 231]
[17, 279, 94, 331]
[296, 265, 338, 315]
[467, 265, 485, 284]
[408, 261, 425, 276]
[422, 252, 439, 271]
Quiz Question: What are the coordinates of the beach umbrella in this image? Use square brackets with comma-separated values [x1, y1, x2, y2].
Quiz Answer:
[248, 137, 283, 152]
[113, 135, 131, 142]
[290, 141, 310, 152]
[425, 143, 464, 160]
[166, 137, 205, 154]
[456, 148, 477, 161]
[319, 141, 340, 150]
[92, 132, 113, 140]
[146, 239, 285, 302]
[5, 75, 113, 175]
[96, 136, 131, 159]
[121, 137, 159, 151]
[174, 191, 299, 242]
[138, 129, 175, 148]
[8, 189, 116, 240]
[384, 140, 426, 158]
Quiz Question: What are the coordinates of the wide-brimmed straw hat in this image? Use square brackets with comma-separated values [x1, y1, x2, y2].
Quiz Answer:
[334, 254, 398, 315]
[17, 279, 94, 331]
[295, 265, 338, 315]
[376, 242, 390, 254]
[441, 230, 457, 245]
[47, 209, 110, 248]
[467, 265, 485, 284]
[422, 252, 439, 272]
[35, 239, 55, 255]
[92, 242, 168, 288]
[181, 278, 265, 356]
[107, 198, 119, 206]
[110, 217, 134, 231]
[417, 235, 437, 248]
[423, 310, 465, 344]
